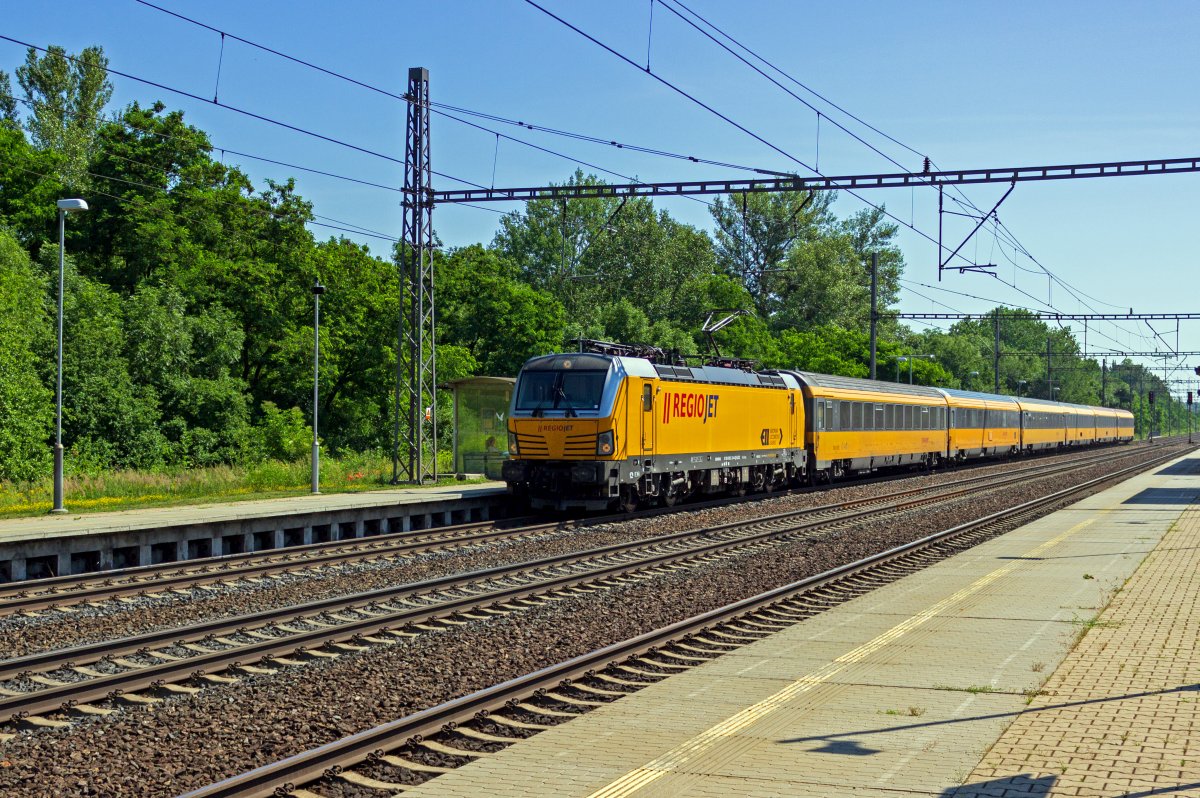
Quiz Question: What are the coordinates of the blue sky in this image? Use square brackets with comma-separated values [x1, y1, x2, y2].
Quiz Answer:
[4, 1, 1199, 384]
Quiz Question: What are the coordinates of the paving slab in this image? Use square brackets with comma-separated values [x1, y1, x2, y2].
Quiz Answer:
[399, 452, 1199, 798]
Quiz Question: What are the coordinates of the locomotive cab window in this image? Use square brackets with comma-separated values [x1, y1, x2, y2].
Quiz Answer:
[515, 369, 607, 412]
[642, 383, 653, 412]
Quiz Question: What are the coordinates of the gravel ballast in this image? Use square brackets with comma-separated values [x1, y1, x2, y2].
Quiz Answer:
[0, 444, 1181, 797]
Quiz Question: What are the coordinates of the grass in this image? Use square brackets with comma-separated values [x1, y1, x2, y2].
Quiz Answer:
[0, 455, 489, 519]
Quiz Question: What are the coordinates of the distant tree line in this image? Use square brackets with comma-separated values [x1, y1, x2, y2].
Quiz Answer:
[0, 45, 1187, 483]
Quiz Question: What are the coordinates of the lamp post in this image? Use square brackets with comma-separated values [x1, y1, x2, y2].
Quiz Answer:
[52, 198, 88, 514]
[967, 370, 979, 389]
[896, 356, 907, 383]
[311, 279, 325, 494]
[908, 354, 935, 385]
[1017, 380, 1027, 398]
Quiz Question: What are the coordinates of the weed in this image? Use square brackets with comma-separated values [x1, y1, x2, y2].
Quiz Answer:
[908, 706, 925, 717]
[1031, 661, 1045, 673]
[1083, 573, 1095, 580]
[1023, 688, 1049, 705]
[933, 684, 997, 694]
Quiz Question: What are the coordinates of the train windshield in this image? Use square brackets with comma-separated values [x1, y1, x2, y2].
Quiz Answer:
[515, 369, 607, 413]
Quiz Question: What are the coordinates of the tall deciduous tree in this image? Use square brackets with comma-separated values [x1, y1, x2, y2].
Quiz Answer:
[16, 45, 113, 188]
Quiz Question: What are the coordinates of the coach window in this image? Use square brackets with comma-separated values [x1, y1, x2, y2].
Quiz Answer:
[885, 404, 895, 430]
[852, 402, 862, 430]
[864, 402, 873, 430]
[840, 400, 851, 430]
[875, 404, 885, 430]
[825, 400, 834, 430]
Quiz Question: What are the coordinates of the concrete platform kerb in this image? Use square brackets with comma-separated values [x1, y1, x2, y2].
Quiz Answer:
[0, 482, 506, 582]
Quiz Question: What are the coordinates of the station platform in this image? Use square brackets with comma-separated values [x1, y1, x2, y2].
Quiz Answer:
[0, 482, 507, 582]
[404, 454, 1200, 797]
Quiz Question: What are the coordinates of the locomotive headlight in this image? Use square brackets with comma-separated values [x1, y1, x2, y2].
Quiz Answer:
[507, 431, 519, 455]
[596, 430, 614, 456]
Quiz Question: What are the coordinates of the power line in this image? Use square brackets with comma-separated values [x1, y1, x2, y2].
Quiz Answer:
[133, 0, 790, 179]
[0, 34, 483, 190]
[17, 163, 400, 242]
[659, 0, 1147, 337]
[86, 154, 401, 240]
[665, 0, 926, 167]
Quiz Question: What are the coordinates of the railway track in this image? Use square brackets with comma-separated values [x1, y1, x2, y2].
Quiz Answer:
[0, 441, 1176, 733]
[0, 442, 1148, 616]
[175, 444, 1189, 798]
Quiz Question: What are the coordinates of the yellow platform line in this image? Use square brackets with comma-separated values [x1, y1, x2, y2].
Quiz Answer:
[586, 517, 1098, 798]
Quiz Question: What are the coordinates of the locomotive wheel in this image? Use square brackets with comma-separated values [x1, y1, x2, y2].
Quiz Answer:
[618, 486, 638, 514]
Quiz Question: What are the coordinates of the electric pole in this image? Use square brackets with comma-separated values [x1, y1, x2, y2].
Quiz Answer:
[993, 309, 1000, 394]
[869, 251, 878, 380]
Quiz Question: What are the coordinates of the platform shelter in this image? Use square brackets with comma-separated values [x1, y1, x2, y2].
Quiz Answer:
[445, 376, 515, 480]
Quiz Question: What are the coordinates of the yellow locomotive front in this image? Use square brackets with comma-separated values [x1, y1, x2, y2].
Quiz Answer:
[502, 351, 625, 511]
[504, 344, 808, 511]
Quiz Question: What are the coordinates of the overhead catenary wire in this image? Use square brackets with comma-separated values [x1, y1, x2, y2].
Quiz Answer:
[660, 0, 1143, 335]
[125, 0, 1135, 330]
[6, 9, 1173, 359]
[0, 34, 487, 192]
[132, 0, 1159, 338]
[519, 0, 1017, 279]
[133, 0, 791, 178]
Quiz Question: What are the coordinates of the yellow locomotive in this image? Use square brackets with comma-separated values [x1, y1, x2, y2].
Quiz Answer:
[502, 342, 1135, 511]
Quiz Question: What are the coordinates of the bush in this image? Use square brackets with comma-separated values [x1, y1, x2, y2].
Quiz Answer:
[254, 401, 312, 462]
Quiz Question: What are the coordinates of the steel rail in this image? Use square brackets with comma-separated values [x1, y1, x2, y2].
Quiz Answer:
[0, 442, 1146, 613]
[0, 519, 565, 615]
[0, 518, 507, 599]
[0, 443, 1139, 681]
[175, 446, 1189, 798]
[0, 444, 1166, 719]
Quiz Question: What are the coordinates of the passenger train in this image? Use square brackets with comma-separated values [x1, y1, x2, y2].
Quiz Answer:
[502, 342, 1135, 511]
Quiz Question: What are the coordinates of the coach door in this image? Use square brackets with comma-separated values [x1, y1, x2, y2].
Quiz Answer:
[640, 382, 655, 453]
[789, 393, 799, 446]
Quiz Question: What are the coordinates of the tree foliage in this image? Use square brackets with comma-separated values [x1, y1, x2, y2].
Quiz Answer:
[0, 44, 1167, 485]
[15, 45, 112, 188]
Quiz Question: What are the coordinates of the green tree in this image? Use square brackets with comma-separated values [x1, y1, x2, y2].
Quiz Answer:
[124, 283, 250, 465]
[0, 70, 17, 125]
[37, 249, 165, 470]
[438, 244, 567, 376]
[0, 229, 53, 481]
[710, 189, 835, 316]
[16, 45, 113, 188]
[493, 171, 716, 339]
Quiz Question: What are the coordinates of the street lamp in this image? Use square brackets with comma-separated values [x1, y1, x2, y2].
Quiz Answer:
[906, 354, 935, 384]
[311, 279, 325, 494]
[1017, 379, 1027, 397]
[895, 356, 907, 383]
[52, 198, 88, 514]
[967, 371, 979, 389]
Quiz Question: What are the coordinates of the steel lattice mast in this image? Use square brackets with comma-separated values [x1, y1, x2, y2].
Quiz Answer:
[393, 67, 437, 484]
